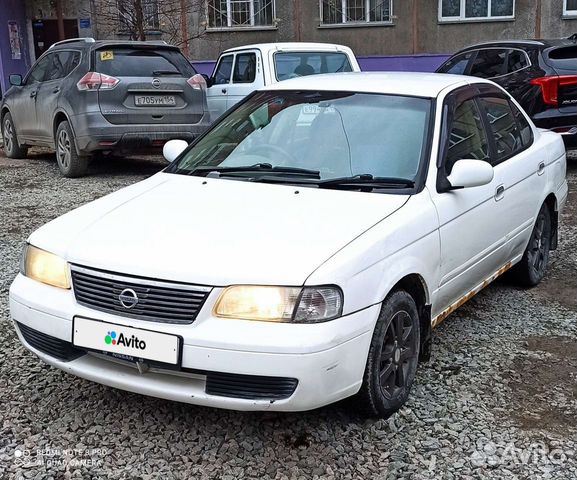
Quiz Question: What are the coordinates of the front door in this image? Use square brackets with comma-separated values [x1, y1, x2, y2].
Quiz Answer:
[226, 50, 263, 110]
[206, 54, 233, 121]
[10, 55, 51, 140]
[430, 90, 510, 316]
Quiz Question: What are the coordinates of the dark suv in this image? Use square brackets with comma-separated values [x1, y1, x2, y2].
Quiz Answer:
[437, 39, 577, 148]
[1, 38, 209, 177]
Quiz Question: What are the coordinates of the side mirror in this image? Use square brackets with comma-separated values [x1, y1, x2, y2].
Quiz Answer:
[9, 74, 22, 86]
[447, 159, 494, 189]
[202, 74, 214, 88]
[163, 139, 188, 163]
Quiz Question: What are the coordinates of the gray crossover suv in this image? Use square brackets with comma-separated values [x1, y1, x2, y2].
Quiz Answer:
[1, 38, 210, 177]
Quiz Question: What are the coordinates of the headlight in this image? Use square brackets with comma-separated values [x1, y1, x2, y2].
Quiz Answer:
[214, 285, 343, 323]
[21, 245, 71, 289]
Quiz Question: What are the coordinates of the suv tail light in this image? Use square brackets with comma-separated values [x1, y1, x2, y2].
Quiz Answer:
[77, 72, 119, 91]
[530, 75, 577, 106]
[187, 74, 207, 91]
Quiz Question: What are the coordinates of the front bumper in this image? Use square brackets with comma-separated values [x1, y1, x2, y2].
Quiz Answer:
[9, 274, 378, 412]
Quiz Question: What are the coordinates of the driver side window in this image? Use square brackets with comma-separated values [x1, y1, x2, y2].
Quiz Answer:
[445, 98, 490, 174]
[26, 55, 52, 85]
[213, 55, 233, 85]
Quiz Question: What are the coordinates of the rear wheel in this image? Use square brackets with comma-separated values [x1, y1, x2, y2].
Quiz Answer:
[55, 121, 88, 177]
[511, 204, 552, 287]
[352, 290, 421, 418]
[2, 112, 28, 158]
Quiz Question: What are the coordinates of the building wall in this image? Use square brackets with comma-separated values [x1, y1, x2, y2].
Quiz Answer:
[0, 0, 31, 95]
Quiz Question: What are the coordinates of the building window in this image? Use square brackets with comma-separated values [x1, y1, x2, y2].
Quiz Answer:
[439, 0, 514, 22]
[208, 0, 275, 29]
[118, 0, 160, 32]
[321, 0, 392, 26]
[564, 0, 577, 16]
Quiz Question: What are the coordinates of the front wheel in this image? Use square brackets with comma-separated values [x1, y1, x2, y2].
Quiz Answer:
[2, 112, 28, 158]
[510, 204, 552, 287]
[55, 121, 88, 177]
[352, 290, 421, 418]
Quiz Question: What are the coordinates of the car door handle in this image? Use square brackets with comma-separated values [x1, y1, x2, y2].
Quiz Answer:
[494, 185, 505, 201]
[221, 88, 227, 94]
[538, 162, 546, 176]
[30, 91, 37, 98]
[52, 88, 60, 94]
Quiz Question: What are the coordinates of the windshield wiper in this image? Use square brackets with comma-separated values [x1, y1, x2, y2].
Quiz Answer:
[189, 163, 321, 178]
[317, 174, 415, 189]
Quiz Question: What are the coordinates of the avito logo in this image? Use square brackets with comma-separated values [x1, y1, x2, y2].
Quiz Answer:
[104, 330, 146, 350]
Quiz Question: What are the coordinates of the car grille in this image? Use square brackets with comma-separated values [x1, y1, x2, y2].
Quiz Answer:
[205, 372, 298, 400]
[17, 322, 85, 362]
[71, 266, 211, 324]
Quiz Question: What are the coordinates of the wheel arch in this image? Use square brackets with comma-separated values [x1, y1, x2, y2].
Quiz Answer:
[544, 193, 559, 250]
[53, 110, 81, 153]
[388, 273, 432, 363]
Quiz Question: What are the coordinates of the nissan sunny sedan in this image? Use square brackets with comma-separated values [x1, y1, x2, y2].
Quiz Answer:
[9, 73, 568, 418]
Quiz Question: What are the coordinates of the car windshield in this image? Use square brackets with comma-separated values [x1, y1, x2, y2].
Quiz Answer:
[168, 90, 432, 188]
[274, 52, 353, 81]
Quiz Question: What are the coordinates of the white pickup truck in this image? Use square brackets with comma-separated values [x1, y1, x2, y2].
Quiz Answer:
[205, 42, 360, 121]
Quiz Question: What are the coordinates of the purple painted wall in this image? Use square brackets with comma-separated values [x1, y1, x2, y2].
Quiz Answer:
[0, 0, 31, 95]
[192, 54, 450, 77]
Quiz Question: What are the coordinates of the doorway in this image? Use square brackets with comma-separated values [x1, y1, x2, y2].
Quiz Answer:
[31, 19, 79, 59]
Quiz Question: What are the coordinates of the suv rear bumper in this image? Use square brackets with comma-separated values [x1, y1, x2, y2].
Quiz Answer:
[532, 109, 577, 149]
[70, 112, 210, 153]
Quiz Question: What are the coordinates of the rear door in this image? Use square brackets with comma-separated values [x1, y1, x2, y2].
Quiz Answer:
[36, 50, 81, 143]
[94, 46, 204, 125]
[206, 54, 233, 120]
[226, 50, 263, 110]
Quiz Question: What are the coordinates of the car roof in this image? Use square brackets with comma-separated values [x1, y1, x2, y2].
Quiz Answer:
[222, 42, 354, 54]
[50, 39, 177, 50]
[458, 38, 577, 51]
[262, 72, 476, 98]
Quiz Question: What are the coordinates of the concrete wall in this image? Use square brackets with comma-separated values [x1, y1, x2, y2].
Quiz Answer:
[0, 0, 31, 95]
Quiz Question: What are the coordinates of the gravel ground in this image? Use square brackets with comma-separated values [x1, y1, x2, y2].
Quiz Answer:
[0, 150, 576, 480]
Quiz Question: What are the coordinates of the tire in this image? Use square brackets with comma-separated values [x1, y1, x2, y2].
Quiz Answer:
[2, 112, 28, 158]
[55, 121, 88, 178]
[352, 290, 421, 418]
[510, 204, 552, 287]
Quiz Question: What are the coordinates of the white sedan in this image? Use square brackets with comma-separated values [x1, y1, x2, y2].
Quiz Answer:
[9, 73, 568, 418]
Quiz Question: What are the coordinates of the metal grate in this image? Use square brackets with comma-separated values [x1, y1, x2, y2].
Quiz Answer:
[205, 372, 298, 400]
[71, 266, 211, 324]
[17, 322, 85, 362]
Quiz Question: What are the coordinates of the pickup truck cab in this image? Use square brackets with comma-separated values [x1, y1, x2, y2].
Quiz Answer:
[205, 42, 360, 120]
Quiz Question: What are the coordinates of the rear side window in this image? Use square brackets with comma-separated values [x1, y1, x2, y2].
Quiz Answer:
[274, 52, 352, 81]
[233, 53, 257, 84]
[95, 48, 195, 77]
[213, 55, 233, 84]
[479, 97, 524, 163]
[438, 51, 474, 75]
[507, 49, 529, 74]
[445, 98, 490, 174]
[511, 101, 533, 147]
[469, 49, 508, 79]
[45, 51, 81, 81]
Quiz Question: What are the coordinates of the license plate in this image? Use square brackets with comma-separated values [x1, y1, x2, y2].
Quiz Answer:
[134, 95, 176, 106]
[73, 317, 180, 365]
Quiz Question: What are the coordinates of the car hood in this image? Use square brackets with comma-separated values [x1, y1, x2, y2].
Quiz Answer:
[29, 173, 409, 286]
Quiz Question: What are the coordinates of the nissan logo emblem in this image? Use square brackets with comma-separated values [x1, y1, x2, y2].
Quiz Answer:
[118, 288, 139, 309]
[151, 78, 161, 88]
